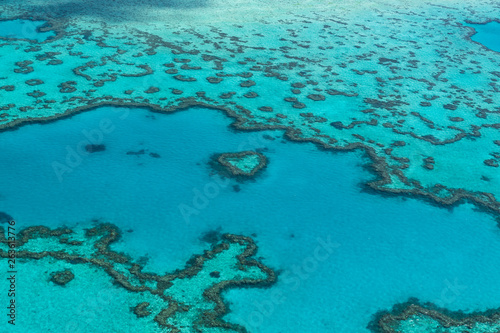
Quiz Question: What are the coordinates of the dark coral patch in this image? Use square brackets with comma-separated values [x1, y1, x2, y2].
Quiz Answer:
[243, 91, 259, 98]
[58, 81, 77, 93]
[199, 228, 222, 244]
[165, 68, 178, 74]
[145, 87, 160, 94]
[240, 80, 256, 87]
[484, 159, 499, 167]
[85, 144, 106, 153]
[173, 75, 196, 82]
[292, 102, 306, 109]
[0, 85, 15, 92]
[50, 270, 75, 286]
[0, 212, 14, 224]
[27, 90, 46, 98]
[307, 94, 326, 101]
[132, 302, 151, 318]
[206, 77, 223, 84]
[209, 271, 221, 278]
[25, 79, 44, 86]
[220, 92, 236, 99]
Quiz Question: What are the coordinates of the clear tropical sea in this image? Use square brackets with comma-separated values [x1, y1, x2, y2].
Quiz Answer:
[469, 21, 500, 53]
[0, 19, 55, 42]
[1, 106, 500, 332]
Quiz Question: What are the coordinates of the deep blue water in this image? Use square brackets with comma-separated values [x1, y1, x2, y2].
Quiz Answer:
[0, 19, 55, 42]
[1, 106, 500, 332]
[469, 21, 500, 53]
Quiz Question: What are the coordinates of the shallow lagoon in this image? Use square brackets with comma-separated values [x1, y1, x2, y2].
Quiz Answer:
[1, 106, 500, 332]
[0, 19, 54, 42]
[469, 21, 500, 53]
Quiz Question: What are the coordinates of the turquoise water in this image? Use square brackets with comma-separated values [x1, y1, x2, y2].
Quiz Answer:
[0, 19, 54, 41]
[469, 21, 500, 53]
[1, 106, 499, 332]
[1, 3, 500, 211]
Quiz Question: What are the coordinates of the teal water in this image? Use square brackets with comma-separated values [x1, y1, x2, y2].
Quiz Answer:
[1, 106, 500, 332]
[0, 19, 54, 42]
[469, 21, 500, 53]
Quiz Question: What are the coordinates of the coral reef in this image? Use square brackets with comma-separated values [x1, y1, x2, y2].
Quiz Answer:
[0, 223, 276, 332]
